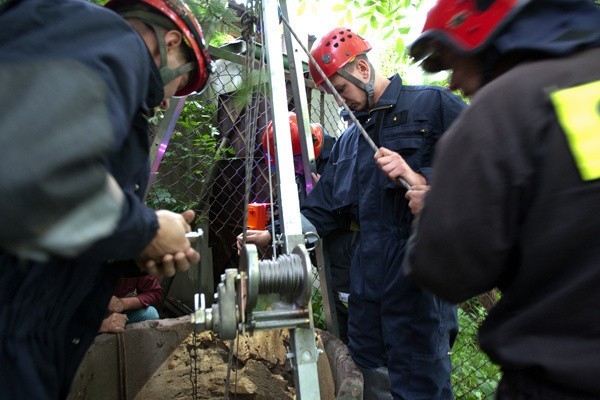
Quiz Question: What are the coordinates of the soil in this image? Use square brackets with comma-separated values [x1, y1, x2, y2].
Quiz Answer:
[135, 329, 334, 400]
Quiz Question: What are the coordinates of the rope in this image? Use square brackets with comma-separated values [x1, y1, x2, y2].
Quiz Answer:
[227, 3, 264, 398]
[116, 332, 128, 400]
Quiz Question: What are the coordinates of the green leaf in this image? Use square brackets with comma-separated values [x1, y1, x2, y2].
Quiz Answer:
[332, 4, 346, 11]
[358, 23, 368, 35]
[395, 37, 406, 53]
[346, 8, 353, 23]
[369, 15, 378, 29]
[297, 1, 306, 15]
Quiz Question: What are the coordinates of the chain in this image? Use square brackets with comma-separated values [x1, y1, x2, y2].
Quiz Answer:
[189, 328, 198, 400]
[224, 0, 265, 397]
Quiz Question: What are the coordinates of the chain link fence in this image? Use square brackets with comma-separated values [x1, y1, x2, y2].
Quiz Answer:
[147, 43, 500, 398]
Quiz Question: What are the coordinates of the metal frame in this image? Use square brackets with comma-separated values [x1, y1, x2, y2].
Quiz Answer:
[261, 0, 321, 397]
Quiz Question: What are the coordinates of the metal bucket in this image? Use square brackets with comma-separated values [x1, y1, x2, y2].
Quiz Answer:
[67, 317, 362, 399]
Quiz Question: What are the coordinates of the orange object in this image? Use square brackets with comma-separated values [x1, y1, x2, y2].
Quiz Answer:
[247, 203, 268, 230]
[261, 112, 324, 166]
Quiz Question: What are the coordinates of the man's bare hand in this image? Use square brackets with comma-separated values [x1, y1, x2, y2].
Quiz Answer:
[311, 172, 322, 184]
[374, 147, 425, 188]
[143, 247, 200, 278]
[99, 313, 128, 333]
[236, 229, 272, 255]
[107, 295, 125, 313]
[405, 185, 430, 215]
[139, 209, 191, 260]
[138, 209, 200, 278]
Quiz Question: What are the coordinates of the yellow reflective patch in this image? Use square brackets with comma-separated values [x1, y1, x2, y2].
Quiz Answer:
[550, 80, 600, 181]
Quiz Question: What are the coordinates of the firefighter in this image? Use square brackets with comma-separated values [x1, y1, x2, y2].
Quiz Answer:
[0, 0, 211, 398]
[261, 111, 324, 203]
[239, 112, 327, 253]
[303, 27, 467, 399]
[403, 0, 600, 398]
[254, 111, 356, 344]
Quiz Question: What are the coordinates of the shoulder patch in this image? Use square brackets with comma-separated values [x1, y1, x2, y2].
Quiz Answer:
[550, 80, 600, 181]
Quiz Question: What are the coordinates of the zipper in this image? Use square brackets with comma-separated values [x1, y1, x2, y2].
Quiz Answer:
[369, 104, 394, 115]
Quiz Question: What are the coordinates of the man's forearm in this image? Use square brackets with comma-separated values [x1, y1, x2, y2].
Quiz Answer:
[120, 296, 144, 311]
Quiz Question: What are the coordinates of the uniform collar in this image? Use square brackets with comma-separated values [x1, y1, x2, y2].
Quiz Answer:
[372, 74, 402, 109]
[146, 61, 164, 110]
[352, 74, 403, 120]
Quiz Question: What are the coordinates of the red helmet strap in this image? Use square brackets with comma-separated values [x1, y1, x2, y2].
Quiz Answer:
[336, 60, 376, 109]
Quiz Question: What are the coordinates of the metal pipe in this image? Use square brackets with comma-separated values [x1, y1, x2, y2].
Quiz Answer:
[250, 318, 311, 330]
[252, 309, 309, 320]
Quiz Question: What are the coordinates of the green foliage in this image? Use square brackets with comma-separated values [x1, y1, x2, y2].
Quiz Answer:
[324, 0, 426, 64]
[145, 99, 234, 215]
[311, 286, 328, 331]
[451, 300, 501, 399]
[85, 0, 240, 47]
[311, 287, 501, 399]
[185, 0, 241, 45]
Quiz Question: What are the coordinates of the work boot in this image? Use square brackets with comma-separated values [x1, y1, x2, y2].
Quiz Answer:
[360, 366, 393, 400]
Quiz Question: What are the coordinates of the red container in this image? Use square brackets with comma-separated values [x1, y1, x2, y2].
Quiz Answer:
[247, 203, 268, 230]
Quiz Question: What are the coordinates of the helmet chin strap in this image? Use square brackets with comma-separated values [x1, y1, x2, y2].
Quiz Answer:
[121, 9, 194, 87]
[147, 23, 195, 87]
[336, 60, 376, 109]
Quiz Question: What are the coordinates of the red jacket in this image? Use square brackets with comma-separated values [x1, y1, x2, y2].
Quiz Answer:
[114, 276, 164, 308]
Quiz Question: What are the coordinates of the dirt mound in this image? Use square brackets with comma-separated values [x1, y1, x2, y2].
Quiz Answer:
[68, 317, 349, 399]
[135, 329, 334, 400]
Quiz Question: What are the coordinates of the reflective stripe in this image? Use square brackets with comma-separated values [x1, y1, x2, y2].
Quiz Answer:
[8, 175, 124, 262]
[338, 292, 350, 305]
[550, 80, 600, 181]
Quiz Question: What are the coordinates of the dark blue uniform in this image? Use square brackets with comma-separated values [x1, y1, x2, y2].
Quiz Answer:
[0, 1, 163, 398]
[405, 2, 600, 398]
[302, 75, 466, 399]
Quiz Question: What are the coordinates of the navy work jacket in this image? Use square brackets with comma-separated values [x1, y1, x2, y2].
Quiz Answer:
[302, 75, 466, 301]
[0, 1, 163, 398]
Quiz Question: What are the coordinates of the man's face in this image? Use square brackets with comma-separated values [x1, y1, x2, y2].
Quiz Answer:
[161, 49, 192, 103]
[328, 71, 368, 111]
[443, 50, 482, 98]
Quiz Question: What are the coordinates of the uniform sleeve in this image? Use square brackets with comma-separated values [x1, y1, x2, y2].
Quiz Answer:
[0, 60, 126, 261]
[404, 97, 528, 303]
[301, 140, 354, 236]
[135, 276, 164, 308]
[0, 3, 159, 262]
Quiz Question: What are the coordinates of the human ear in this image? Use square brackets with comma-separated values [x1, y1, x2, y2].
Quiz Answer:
[357, 59, 370, 80]
[164, 30, 183, 51]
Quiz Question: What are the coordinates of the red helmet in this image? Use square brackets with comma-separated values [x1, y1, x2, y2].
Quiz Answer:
[409, 0, 528, 72]
[106, 0, 212, 96]
[309, 27, 372, 87]
[262, 112, 324, 166]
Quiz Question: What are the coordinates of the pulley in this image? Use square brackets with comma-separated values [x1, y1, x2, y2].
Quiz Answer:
[191, 243, 313, 340]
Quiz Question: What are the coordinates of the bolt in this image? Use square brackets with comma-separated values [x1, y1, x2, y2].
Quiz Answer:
[301, 351, 311, 362]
